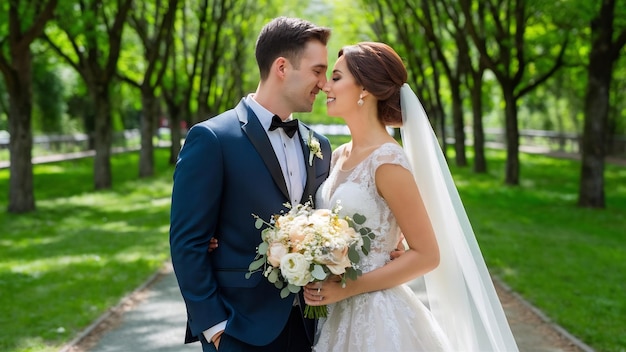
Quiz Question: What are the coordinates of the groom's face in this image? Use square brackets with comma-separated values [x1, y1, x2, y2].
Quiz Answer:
[283, 40, 328, 113]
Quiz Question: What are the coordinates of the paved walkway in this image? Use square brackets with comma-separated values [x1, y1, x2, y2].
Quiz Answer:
[59, 261, 594, 352]
[62, 264, 197, 352]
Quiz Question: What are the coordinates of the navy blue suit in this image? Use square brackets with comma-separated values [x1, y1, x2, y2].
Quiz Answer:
[170, 99, 332, 350]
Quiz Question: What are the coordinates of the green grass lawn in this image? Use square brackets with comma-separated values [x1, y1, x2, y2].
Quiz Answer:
[0, 143, 624, 351]
[0, 149, 174, 352]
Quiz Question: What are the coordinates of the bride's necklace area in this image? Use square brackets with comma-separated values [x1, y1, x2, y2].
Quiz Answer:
[340, 141, 390, 171]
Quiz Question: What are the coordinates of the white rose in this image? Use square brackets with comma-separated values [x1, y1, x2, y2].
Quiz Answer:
[280, 253, 312, 286]
[267, 242, 288, 267]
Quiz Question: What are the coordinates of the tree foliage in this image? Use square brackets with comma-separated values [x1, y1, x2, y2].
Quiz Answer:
[45, 0, 132, 190]
[0, 0, 624, 212]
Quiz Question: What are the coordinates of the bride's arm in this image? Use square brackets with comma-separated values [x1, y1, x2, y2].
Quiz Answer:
[304, 163, 439, 305]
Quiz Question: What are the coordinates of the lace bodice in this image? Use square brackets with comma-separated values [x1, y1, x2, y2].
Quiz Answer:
[313, 142, 451, 352]
[315, 143, 411, 273]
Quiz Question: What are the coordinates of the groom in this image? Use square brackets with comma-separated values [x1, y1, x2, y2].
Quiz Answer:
[169, 17, 332, 351]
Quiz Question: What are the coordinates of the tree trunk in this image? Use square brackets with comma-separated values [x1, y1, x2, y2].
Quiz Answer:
[450, 81, 467, 167]
[503, 87, 520, 185]
[139, 89, 157, 177]
[7, 52, 35, 213]
[578, 44, 612, 208]
[1, 0, 57, 213]
[470, 74, 487, 173]
[166, 101, 184, 165]
[91, 86, 113, 189]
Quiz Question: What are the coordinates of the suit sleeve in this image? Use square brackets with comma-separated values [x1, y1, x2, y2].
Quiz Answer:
[170, 124, 228, 337]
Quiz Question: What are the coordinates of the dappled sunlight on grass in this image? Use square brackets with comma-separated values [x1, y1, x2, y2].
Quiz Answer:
[0, 150, 174, 351]
[13, 336, 59, 352]
[4, 254, 105, 274]
[31, 164, 67, 175]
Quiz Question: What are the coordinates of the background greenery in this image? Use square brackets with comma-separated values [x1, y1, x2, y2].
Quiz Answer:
[1, 0, 625, 350]
[2, 0, 624, 136]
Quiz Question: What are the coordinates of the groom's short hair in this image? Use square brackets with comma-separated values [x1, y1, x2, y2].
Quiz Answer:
[255, 17, 331, 80]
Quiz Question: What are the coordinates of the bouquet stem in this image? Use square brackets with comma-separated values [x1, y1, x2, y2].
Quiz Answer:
[304, 304, 328, 319]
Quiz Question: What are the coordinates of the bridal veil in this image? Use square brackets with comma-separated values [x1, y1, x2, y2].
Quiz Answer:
[400, 84, 519, 351]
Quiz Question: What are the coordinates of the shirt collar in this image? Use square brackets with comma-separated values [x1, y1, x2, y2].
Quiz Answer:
[245, 94, 294, 131]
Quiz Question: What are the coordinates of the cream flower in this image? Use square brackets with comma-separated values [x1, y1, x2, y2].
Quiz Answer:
[318, 247, 352, 275]
[248, 201, 372, 318]
[307, 131, 323, 166]
[280, 253, 312, 286]
[267, 242, 289, 267]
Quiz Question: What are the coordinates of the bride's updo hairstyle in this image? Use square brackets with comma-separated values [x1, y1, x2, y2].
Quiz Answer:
[338, 42, 407, 126]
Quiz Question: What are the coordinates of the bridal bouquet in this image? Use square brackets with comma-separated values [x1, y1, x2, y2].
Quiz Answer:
[246, 201, 373, 318]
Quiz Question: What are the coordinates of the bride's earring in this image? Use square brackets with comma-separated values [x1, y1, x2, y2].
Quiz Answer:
[357, 94, 364, 106]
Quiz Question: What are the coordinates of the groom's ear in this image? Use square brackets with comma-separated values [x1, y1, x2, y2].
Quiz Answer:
[273, 57, 288, 79]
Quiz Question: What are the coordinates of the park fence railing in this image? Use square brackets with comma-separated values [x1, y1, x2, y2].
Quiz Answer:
[0, 129, 141, 154]
[0, 127, 624, 159]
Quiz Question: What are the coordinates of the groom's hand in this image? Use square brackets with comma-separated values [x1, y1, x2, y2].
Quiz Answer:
[390, 236, 406, 260]
[207, 237, 219, 253]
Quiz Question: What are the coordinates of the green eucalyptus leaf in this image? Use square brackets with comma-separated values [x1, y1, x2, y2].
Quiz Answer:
[359, 243, 367, 252]
[312, 265, 327, 280]
[359, 227, 371, 236]
[248, 257, 265, 271]
[288, 284, 301, 293]
[280, 287, 291, 298]
[362, 236, 371, 254]
[258, 241, 269, 255]
[345, 268, 357, 281]
[255, 218, 264, 229]
[268, 268, 279, 283]
[348, 247, 360, 263]
[352, 213, 366, 225]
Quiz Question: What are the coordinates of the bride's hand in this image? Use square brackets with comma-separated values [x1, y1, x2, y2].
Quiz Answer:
[303, 276, 353, 306]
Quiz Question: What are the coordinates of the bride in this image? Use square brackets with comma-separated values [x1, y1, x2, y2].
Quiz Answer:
[303, 42, 519, 352]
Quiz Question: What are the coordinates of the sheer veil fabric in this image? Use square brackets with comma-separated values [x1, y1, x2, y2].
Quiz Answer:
[400, 84, 519, 351]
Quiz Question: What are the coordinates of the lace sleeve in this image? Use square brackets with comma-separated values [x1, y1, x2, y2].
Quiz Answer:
[369, 143, 412, 180]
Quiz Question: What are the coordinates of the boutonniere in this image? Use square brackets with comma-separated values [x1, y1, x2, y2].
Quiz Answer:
[307, 130, 323, 166]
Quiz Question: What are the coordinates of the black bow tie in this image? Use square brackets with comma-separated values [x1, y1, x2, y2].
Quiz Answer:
[268, 115, 298, 138]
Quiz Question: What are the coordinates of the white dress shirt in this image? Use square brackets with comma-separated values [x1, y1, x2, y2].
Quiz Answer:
[247, 94, 306, 205]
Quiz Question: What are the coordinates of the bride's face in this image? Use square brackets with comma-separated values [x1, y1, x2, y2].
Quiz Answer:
[323, 56, 362, 118]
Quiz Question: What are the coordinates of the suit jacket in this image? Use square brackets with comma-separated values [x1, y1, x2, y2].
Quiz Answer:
[169, 98, 332, 346]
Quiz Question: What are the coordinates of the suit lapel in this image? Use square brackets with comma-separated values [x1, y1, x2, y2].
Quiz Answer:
[298, 124, 317, 204]
[237, 100, 290, 200]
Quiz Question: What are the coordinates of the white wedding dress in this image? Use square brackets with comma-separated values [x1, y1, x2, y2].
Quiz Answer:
[313, 142, 452, 352]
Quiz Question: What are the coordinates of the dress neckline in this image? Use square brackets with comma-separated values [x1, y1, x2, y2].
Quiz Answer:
[338, 142, 399, 172]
